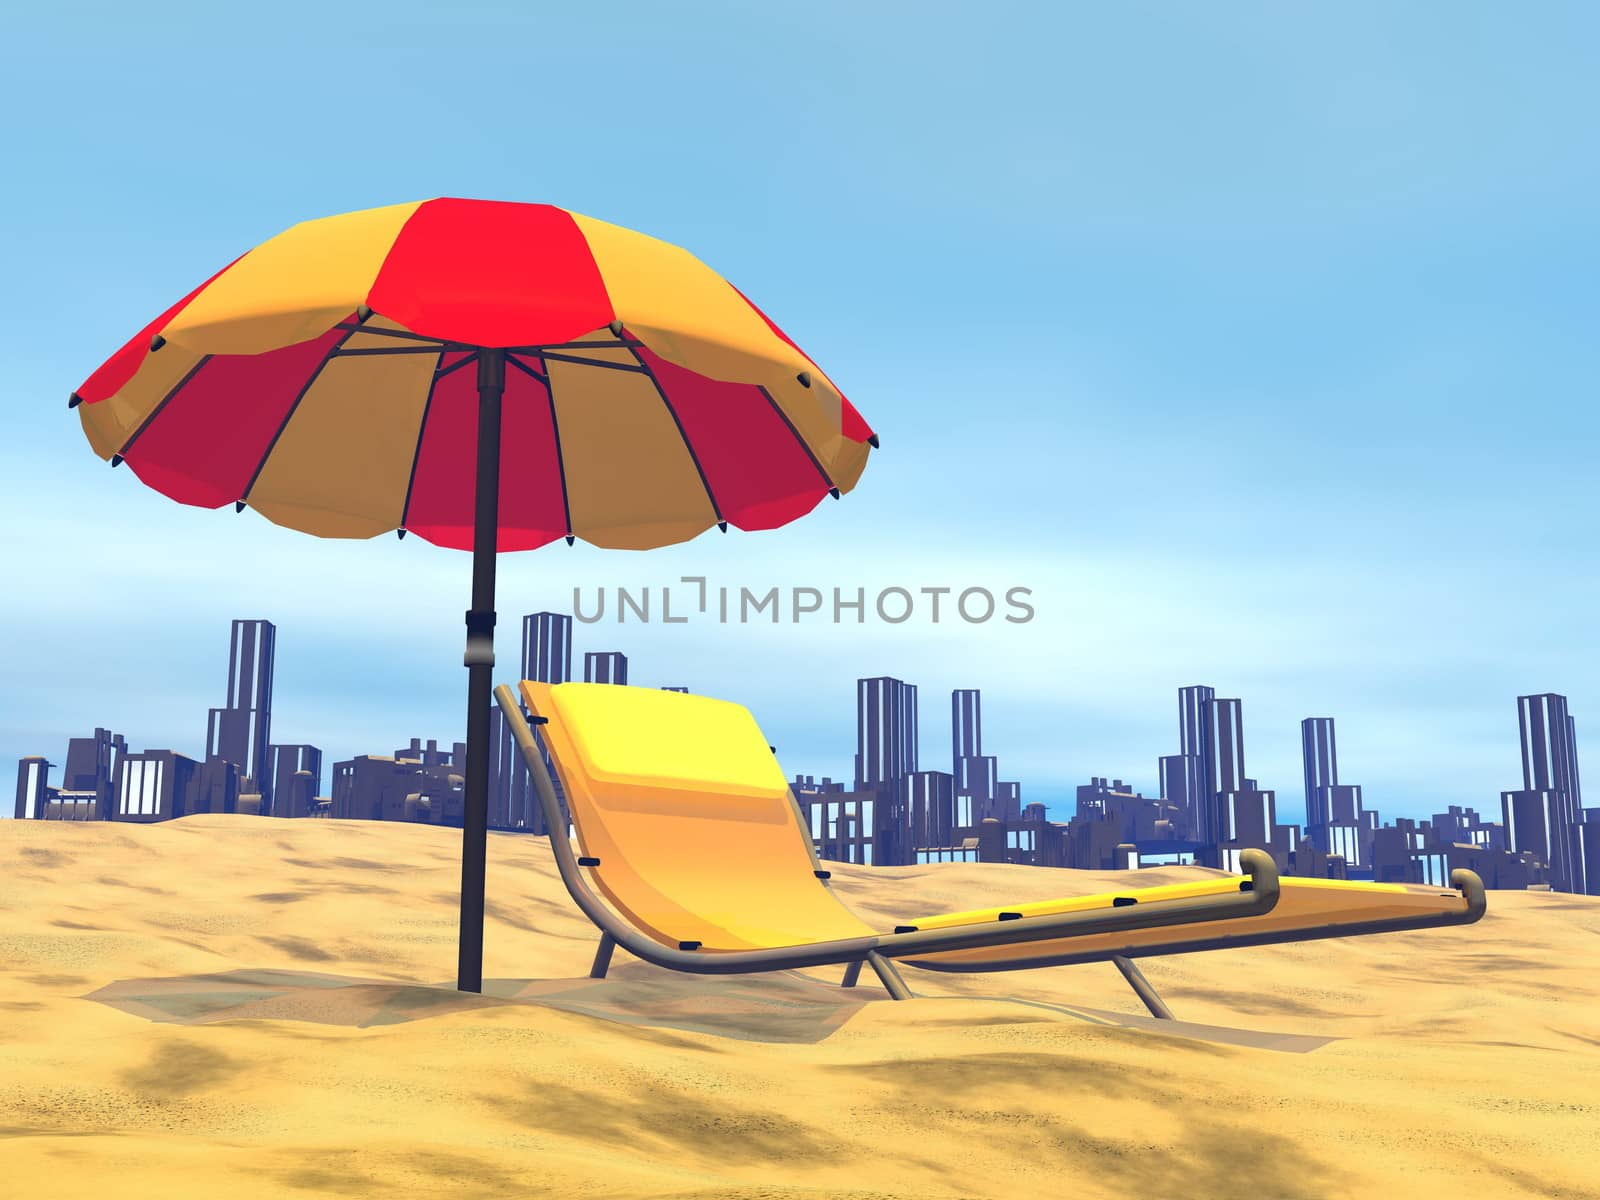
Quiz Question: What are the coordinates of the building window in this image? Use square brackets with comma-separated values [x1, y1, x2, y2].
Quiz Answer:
[145, 760, 162, 816]
[121, 760, 144, 816]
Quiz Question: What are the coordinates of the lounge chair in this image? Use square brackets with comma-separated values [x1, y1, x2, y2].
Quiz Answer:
[493, 681, 1484, 1017]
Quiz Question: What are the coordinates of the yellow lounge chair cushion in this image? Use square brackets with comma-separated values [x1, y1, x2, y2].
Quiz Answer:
[523, 681, 877, 952]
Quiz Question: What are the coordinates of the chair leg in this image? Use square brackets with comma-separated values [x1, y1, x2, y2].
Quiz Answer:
[1111, 954, 1173, 1019]
[866, 951, 912, 1001]
[590, 932, 616, 980]
[840, 959, 864, 989]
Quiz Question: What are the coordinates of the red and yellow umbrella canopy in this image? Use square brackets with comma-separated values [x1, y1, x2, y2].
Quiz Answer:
[73, 198, 876, 551]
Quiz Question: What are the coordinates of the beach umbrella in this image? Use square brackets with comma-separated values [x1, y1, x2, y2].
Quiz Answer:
[70, 198, 877, 992]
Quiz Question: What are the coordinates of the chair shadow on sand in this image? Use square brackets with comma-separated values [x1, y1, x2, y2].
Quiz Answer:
[81, 961, 1338, 1052]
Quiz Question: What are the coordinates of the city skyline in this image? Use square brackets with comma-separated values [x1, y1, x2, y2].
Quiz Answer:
[8, 611, 1592, 837]
[16, 611, 1594, 893]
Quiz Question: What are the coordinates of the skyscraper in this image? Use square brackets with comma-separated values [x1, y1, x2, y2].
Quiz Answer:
[584, 651, 628, 685]
[1157, 754, 1189, 836]
[1502, 693, 1586, 894]
[1207, 697, 1246, 801]
[1188, 695, 1286, 869]
[951, 689, 982, 776]
[904, 769, 956, 852]
[1302, 717, 1338, 815]
[522, 612, 573, 685]
[1301, 716, 1367, 865]
[1178, 684, 1216, 848]
[996, 780, 1021, 820]
[206, 620, 275, 804]
[14, 757, 53, 819]
[493, 613, 577, 832]
[855, 676, 918, 792]
[269, 744, 323, 818]
[62, 727, 126, 820]
[955, 754, 999, 819]
[113, 750, 200, 822]
[490, 705, 522, 830]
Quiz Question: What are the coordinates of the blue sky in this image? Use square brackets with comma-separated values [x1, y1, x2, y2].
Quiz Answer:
[3, 2, 1597, 825]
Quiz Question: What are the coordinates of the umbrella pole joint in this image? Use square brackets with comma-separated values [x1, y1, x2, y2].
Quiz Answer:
[464, 609, 496, 668]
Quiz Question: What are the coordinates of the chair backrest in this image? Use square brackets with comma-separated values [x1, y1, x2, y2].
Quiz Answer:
[521, 681, 875, 951]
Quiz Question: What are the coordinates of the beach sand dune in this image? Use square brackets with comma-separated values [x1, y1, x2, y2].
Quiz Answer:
[2, 814, 1596, 1199]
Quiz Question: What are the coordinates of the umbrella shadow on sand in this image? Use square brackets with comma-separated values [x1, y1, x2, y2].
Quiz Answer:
[82, 961, 874, 1044]
[81, 962, 1339, 1052]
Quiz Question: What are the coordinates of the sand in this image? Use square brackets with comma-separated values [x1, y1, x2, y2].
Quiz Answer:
[1, 814, 1596, 1200]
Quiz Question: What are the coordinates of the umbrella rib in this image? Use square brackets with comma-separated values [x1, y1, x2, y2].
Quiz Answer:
[334, 345, 455, 356]
[519, 352, 575, 543]
[503, 338, 642, 354]
[539, 351, 647, 374]
[333, 323, 462, 348]
[330, 324, 642, 357]
[241, 315, 370, 506]
[115, 355, 214, 462]
[617, 339, 726, 530]
[434, 353, 479, 381]
[757, 385, 837, 494]
[504, 355, 549, 386]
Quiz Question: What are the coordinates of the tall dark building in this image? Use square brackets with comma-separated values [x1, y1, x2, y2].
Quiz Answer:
[1582, 817, 1600, 898]
[1178, 685, 1216, 848]
[904, 770, 956, 854]
[956, 754, 999, 820]
[1302, 717, 1338, 814]
[1188, 696, 1288, 869]
[855, 676, 919, 792]
[269, 745, 323, 818]
[331, 751, 465, 825]
[522, 612, 573, 684]
[207, 620, 275, 804]
[62, 727, 127, 820]
[584, 651, 628, 685]
[114, 750, 200, 822]
[492, 613, 576, 833]
[1502, 693, 1586, 893]
[490, 706, 518, 829]
[1157, 754, 1189, 836]
[996, 780, 1021, 820]
[1301, 716, 1367, 865]
[14, 757, 53, 819]
[1207, 697, 1247, 801]
[193, 756, 242, 815]
[951, 689, 982, 776]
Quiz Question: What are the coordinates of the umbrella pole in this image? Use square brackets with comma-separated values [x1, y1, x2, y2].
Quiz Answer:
[458, 346, 505, 993]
